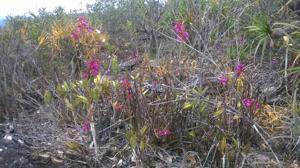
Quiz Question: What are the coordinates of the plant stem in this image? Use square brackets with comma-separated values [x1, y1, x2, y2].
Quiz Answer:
[91, 116, 98, 155]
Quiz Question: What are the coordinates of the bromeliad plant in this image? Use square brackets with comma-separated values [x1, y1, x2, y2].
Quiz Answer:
[245, 14, 272, 63]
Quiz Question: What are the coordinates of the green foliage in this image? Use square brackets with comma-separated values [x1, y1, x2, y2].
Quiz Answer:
[220, 136, 227, 154]
[111, 56, 120, 75]
[43, 90, 52, 104]
[227, 45, 250, 60]
[245, 14, 272, 62]
[126, 125, 149, 152]
[183, 101, 193, 110]
[178, 0, 191, 23]
[54, 75, 114, 124]
[246, 14, 272, 38]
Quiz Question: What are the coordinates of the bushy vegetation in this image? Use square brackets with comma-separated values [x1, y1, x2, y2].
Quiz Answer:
[0, 0, 299, 167]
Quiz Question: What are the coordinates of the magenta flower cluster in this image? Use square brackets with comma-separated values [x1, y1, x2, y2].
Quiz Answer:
[71, 16, 94, 41]
[82, 58, 101, 79]
[82, 119, 90, 133]
[120, 79, 133, 100]
[218, 74, 228, 86]
[155, 128, 171, 137]
[242, 97, 260, 110]
[121, 79, 131, 91]
[175, 20, 189, 42]
[234, 63, 246, 77]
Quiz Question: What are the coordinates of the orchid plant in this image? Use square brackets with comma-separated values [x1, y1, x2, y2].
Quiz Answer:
[174, 20, 189, 42]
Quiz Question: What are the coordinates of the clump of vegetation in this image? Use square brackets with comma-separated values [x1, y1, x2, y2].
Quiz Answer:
[0, 0, 299, 167]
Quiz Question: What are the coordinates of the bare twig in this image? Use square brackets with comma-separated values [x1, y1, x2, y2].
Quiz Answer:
[154, 29, 219, 69]
[91, 118, 98, 155]
[252, 124, 282, 167]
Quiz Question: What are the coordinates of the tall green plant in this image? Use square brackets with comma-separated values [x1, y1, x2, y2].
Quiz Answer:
[245, 14, 272, 63]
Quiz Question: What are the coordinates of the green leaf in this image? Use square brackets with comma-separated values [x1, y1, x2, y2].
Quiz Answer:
[183, 101, 193, 110]
[62, 81, 70, 92]
[199, 101, 207, 113]
[214, 110, 223, 117]
[70, 82, 77, 89]
[220, 137, 227, 154]
[140, 141, 145, 152]
[73, 97, 82, 108]
[77, 95, 89, 105]
[192, 87, 207, 95]
[43, 90, 52, 104]
[188, 131, 196, 137]
[111, 56, 119, 75]
[82, 80, 89, 90]
[90, 88, 100, 101]
[104, 43, 114, 52]
[56, 85, 66, 97]
[140, 126, 148, 136]
[64, 98, 73, 110]
[130, 136, 137, 149]
[287, 66, 300, 73]
[102, 63, 109, 71]
[126, 131, 137, 149]
[232, 137, 239, 149]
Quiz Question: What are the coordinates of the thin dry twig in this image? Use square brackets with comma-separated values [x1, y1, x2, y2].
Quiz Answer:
[252, 124, 282, 167]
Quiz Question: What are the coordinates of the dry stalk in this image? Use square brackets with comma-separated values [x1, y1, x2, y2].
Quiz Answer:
[252, 124, 282, 167]
[90, 119, 98, 155]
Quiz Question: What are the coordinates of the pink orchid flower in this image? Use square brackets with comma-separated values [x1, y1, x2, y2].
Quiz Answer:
[174, 20, 189, 42]
[242, 97, 260, 110]
[82, 120, 90, 133]
[87, 59, 100, 77]
[234, 64, 246, 77]
[71, 28, 81, 41]
[121, 79, 131, 91]
[218, 74, 228, 86]
[82, 58, 101, 79]
[71, 16, 94, 41]
[155, 128, 171, 137]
